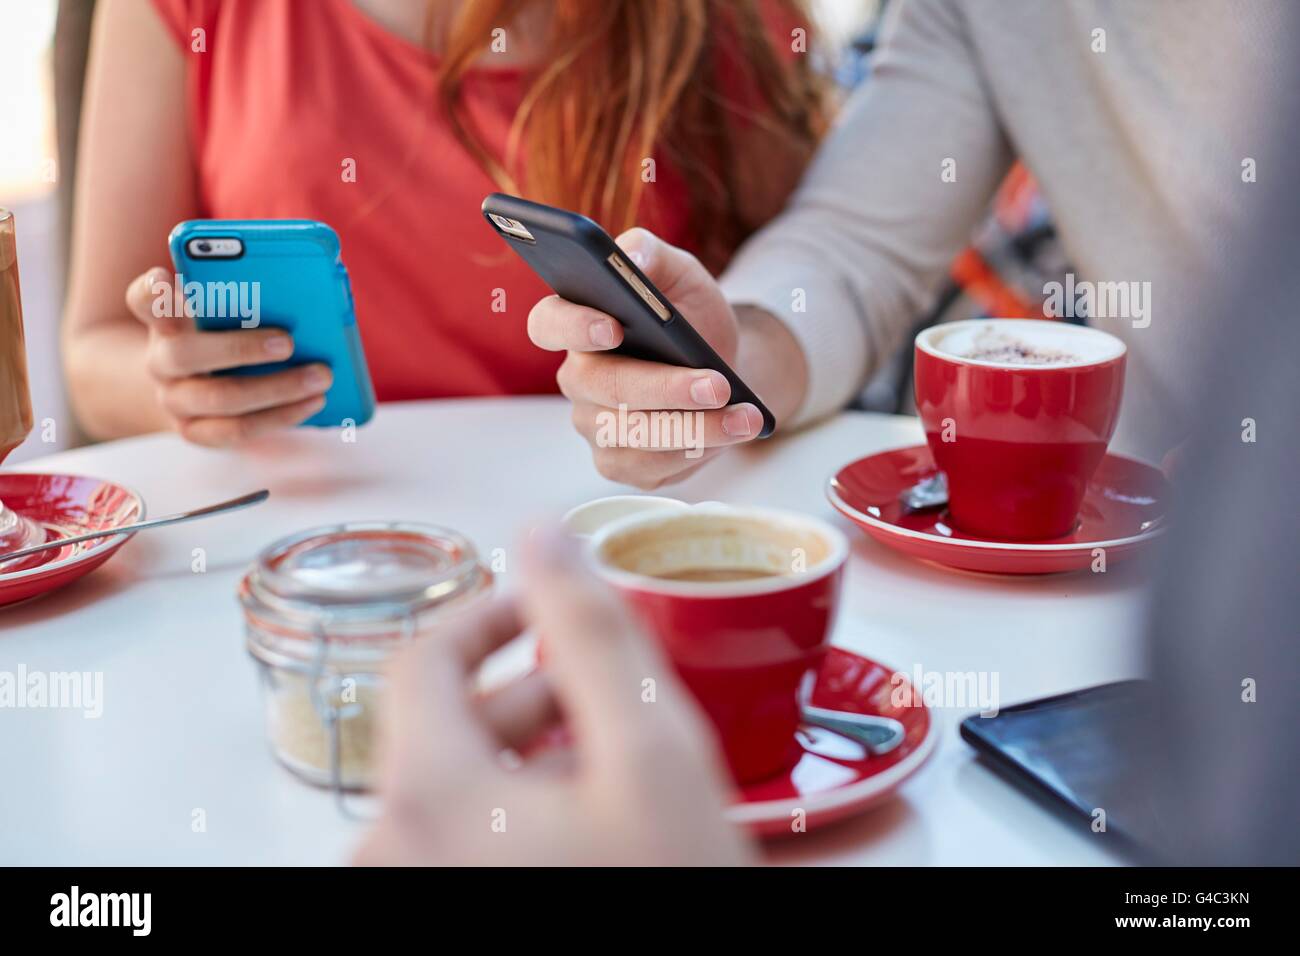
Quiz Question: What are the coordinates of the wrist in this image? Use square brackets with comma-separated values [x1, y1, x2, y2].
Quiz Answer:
[63, 325, 168, 441]
[732, 304, 808, 429]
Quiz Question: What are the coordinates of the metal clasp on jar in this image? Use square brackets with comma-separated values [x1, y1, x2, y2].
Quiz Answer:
[307, 612, 421, 820]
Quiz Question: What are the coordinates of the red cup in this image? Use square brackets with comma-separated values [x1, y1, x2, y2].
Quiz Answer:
[914, 318, 1126, 541]
[589, 505, 848, 784]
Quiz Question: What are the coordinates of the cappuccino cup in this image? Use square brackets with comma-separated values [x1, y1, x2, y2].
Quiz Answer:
[589, 505, 848, 784]
[914, 318, 1126, 540]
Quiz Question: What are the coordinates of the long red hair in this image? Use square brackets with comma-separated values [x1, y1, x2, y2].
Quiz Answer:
[432, 0, 827, 271]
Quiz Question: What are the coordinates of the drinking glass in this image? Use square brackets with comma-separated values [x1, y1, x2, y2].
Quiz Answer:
[0, 208, 42, 562]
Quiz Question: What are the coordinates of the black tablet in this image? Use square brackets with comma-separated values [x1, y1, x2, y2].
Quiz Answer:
[961, 680, 1161, 852]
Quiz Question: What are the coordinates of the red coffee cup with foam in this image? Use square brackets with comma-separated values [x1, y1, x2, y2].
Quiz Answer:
[914, 318, 1127, 541]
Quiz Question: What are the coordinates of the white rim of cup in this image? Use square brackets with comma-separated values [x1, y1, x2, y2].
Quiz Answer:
[587, 503, 850, 598]
[915, 317, 1127, 371]
[561, 495, 689, 538]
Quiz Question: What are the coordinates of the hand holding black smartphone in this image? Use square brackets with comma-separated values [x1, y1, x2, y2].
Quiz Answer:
[481, 193, 776, 437]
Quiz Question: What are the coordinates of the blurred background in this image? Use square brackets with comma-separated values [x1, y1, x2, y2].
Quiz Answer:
[1, 0, 1066, 463]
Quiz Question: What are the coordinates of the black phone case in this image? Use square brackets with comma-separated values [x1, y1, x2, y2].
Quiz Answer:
[482, 193, 776, 437]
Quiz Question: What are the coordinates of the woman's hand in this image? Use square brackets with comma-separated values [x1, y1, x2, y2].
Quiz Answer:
[527, 229, 768, 489]
[126, 267, 333, 446]
[355, 528, 754, 867]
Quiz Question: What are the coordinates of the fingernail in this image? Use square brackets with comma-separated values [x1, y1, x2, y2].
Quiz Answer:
[689, 375, 720, 407]
[589, 320, 615, 349]
[304, 366, 332, 390]
[265, 335, 292, 357]
[138, 270, 161, 298]
[722, 406, 756, 438]
[297, 395, 326, 421]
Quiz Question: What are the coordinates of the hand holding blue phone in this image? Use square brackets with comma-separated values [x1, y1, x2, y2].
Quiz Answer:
[119, 219, 376, 447]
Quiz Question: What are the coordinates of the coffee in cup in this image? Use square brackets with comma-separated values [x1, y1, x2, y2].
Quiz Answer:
[914, 318, 1126, 540]
[590, 506, 848, 784]
[937, 322, 1102, 366]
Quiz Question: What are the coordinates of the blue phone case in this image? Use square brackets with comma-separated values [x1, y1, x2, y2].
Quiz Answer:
[168, 219, 376, 428]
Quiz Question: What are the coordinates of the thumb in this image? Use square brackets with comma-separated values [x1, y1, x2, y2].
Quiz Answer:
[614, 227, 710, 304]
[518, 526, 693, 769]
[125, 267, 188, 334]
[614, 227, 738, 363]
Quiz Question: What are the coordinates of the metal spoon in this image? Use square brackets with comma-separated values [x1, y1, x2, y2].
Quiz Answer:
[802, 704, 908, 756]
[797, 671, 908, 756]
[0, 489, 270, 563]
[900, 471, 948, 513]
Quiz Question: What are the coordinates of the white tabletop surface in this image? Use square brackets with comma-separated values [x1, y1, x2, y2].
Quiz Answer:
[0, 397, 1146, 865]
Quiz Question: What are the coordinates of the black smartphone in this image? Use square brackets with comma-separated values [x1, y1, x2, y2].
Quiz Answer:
[482, 193, 776, 437]
[961, 680, 1160, 852]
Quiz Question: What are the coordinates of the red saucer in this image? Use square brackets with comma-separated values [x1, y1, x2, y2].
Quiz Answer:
[0, 473, 145, 608]
[726, 647, 935, 837]
[827, 445, 1167, 574]
[527, 647, 934, 837]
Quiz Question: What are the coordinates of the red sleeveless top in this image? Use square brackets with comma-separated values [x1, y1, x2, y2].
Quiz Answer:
[150, 0, 699, 401]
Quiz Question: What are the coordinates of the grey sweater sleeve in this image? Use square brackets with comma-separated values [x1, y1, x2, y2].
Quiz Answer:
[720, 0, 1013, 425]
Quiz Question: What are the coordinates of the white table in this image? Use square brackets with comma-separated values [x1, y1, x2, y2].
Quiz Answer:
[0, 398, 1146, 865]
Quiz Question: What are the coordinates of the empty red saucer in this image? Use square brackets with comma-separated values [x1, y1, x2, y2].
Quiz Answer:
[0, 473, 145, 607]
[827, 445, 1168, 575]
[726, 646, 936, 837]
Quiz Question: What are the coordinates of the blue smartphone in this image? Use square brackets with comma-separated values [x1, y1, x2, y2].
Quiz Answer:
[167, 219, 376, 427]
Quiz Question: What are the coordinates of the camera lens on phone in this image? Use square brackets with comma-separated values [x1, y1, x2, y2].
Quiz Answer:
[196, 241, 212, 253]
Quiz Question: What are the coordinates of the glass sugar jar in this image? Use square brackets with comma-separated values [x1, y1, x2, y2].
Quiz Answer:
[239, 522, 492, 792]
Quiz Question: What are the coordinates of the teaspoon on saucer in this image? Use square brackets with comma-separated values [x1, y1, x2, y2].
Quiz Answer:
[801, 704, 908, 756]
[798, 671, 907, 756]
[899, 471, 948, 513]
[0, 489, 269, 564]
